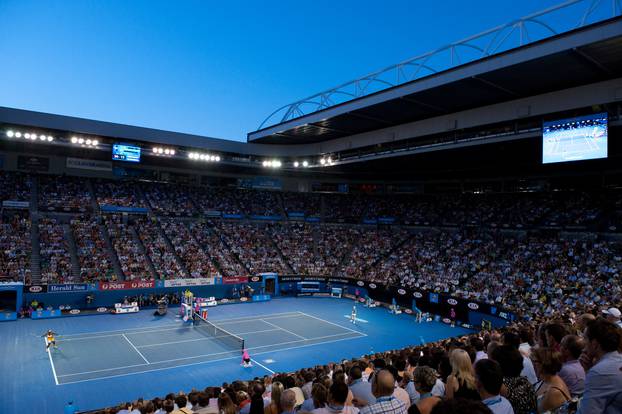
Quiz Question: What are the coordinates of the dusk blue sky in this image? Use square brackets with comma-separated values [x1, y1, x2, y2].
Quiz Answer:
[0, 1, 590, 141]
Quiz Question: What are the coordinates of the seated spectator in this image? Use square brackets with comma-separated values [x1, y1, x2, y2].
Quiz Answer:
[489, 345, 536, 414]
[280, 389, 299, 414]
[218, 393, 237, 414]
[349, 365, 376, 406]
[500, 332, 537, 386]
[577, 318, 622, 414]
[312, 381, 359, 414]
[360, 370, 407, 414]
[446, 349, 481, 401]
[410, 366, 442, 414]
[474, 359, 514, 414]
[531, 348, 571, 413]
[558, 334, 586, 397]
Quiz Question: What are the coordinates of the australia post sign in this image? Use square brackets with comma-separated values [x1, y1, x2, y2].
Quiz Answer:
[99, 280, 155, 291]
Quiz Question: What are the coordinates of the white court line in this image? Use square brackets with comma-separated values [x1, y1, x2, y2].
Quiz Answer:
[45, 337, 59, 385]
[251, 358, 275, 374]
[136, 328, 281, 348]
[59, 311, 303, 339]
[122, 334, 150, 364]
[298, 311, 362, 334]
[260, 319, 307, 340]
[56, 331, 366, 385]
[57, 330, 366, 379]
[342, 315, 368, 323]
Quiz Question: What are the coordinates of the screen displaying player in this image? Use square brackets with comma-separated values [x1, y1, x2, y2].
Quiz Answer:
[542, 113, 608, 164]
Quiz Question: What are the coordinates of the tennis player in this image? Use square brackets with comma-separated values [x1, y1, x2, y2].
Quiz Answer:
[43, 329, 59, 350]
[241, 349, 252, 367]
[350, 305, 357, 324]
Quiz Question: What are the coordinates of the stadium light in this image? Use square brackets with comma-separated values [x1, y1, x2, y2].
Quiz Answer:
[320, 158, 326, 165]
[6, 130, 14, 138]
[294, 161, 299, 168]
[47, 136, 54, 142]
[188, 151, 220, 162]
[71, 137, 78, 143]
[15, 132, 21, 138]
[302, 160, 309, 167]
[24, 133, 31, 139]
[78, 138, 84, 144]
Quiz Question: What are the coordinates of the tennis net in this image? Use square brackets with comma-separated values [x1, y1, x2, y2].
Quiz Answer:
[193, 312, 245, 352]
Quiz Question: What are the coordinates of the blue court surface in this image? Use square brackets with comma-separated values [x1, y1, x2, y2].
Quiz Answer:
[0, 297, 472, 413]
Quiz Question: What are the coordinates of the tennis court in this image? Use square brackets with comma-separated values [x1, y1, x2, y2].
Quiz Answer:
[48, 310, 366, 385]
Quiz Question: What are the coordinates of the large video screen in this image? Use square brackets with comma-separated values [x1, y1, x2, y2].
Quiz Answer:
[542, 113, 608, 164]
[112, 144, 141, 163]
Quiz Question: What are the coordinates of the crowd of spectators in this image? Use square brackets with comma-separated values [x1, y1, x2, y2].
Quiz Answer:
[83, 312, 622, 414]
[161, 220, 217, 278]
[105, 215, 151, 281]
[71, 216, 116, 282]
[38, 175, 92, 212]
[0, 171, 31, 203]
[0, 213, 31, 283]
[214, 222, 289, 275]
[239, 189, 283, 217]
[135, 217, 188, 279]
[38, 218, 73, 283]
[281, 192, 322, 218]
[271, 223, 316, 274]
[190, 187, 244, 216]
[143, 183, 197, 217]
[188, 222, 248, 277]
[94, 179, 148, 208]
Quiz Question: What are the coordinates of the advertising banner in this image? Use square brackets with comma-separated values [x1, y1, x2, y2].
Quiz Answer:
[24, 285, 47, 293]
[163, 278, 215, 287]
[222, 276, 249, 284]
[99, 280, 156, 290]
[66, 157, 112, 171]
[2, 200, 30, 209]
[47, 284, 90, 293]
[17, 155, 49, 172]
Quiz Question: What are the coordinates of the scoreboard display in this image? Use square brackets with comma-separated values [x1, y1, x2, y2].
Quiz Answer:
[112, 144, 141, 163]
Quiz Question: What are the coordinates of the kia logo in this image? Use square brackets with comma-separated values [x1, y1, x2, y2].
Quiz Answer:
[240, 297, 248, 302]
[369, 283, 377, 289]
[397, 289, 406, 295]
[447, 299, 458, 305]
[29, 286, 43, 293]
[442, 318, 451, 324]
[404, 309, 413, 314]
[356, 281, 364, 286]
[251, 276, 260, 282]
[413, 292, 423, 298]
[69, 309, 80, 314]
[96, 307, 107, 313]
[468, 302, 479, 310]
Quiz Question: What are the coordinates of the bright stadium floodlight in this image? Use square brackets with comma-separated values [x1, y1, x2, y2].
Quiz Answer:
[15, 132, 22, 138]
[24, 133, 31, 139]
[320, 158, 326, 165]
[78, 138, 84, 144]
[164, 149, 170, 155]
[170, 149, 175, 155]
[91, 139, 97, 146]
[6, 130, 14, 138]
[294, 161, 299, 168]
[39, 135, 46, 141]
[302, 160, 309, 167]
[47, 136, 54, 142]
[71, 137, 78, 143]
[274, 160, 282, 168]
[86, 139, 92, 145]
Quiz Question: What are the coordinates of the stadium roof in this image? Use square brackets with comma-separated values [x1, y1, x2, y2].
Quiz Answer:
[248, 12, 622, 144]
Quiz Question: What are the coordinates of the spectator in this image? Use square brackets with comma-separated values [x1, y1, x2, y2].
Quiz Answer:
[531, 348, 571, 413]
[446, 349, 480, 401]
[500, 332, 537, 385]
[601, 307, 622, 328]
[360, 370, 407, 414]
[410, 366, 442, 414]
[265, 381, 284, 414]
[577, 318, 622, 414]
[312, 381, 359, 414]
[218, 393, 236, 414]
[280, 390, 298, 414]
[474, 359, 514, 414]
[349, 365, 376, 406]
[558, 335, 586, 397]
[301, 383, 328, 412]
[489, 345, 536, 414]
